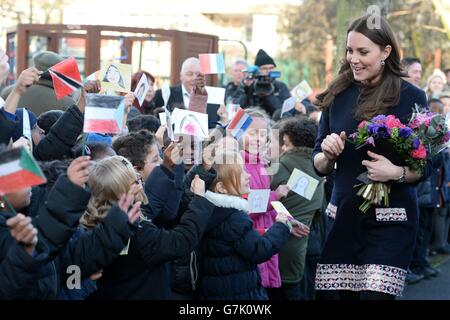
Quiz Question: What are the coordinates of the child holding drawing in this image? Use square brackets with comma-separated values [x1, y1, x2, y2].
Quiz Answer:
[240, 108, 291, 298]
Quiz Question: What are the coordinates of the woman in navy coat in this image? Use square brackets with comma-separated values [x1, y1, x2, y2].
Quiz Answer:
[312, 15, 430, 300]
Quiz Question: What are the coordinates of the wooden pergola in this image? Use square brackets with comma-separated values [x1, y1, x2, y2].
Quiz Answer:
[5, 24, 219, 85]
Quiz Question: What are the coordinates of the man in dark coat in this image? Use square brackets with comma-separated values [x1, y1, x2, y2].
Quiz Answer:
[224, 59, 248, 104]
[236, 49, 291, 117]
[152, 57, 220, 128]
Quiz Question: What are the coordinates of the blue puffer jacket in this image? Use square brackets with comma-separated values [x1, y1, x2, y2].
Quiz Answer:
[197, 191, 290, 300]
[416, 152, 449, 208]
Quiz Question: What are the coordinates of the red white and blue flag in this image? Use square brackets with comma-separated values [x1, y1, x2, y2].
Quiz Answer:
[226, 108, 253, 140]
[83, 94, 125, 134]
[199, 53, 225, 74]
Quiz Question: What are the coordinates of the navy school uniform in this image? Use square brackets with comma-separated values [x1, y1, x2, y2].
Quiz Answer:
[312, 80, 431, 297]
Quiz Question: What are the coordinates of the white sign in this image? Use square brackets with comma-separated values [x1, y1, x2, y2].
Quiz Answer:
[205, 86, 226, 105]
[248, 189, 271, 213]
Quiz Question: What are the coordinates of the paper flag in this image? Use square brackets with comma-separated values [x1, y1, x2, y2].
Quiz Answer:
[48, 57, 82, 100]
[22, 109, 32, 151]
[205, 86, 225, 105]
[84, 94, 125, 134]
[133, 73, 149, 107]
[161, 83, 171, 107]
[165, 107, 174, 141]
[226, 104, 239, 120]
[120, 238, 131, 255]
[280, 96, 297, 116]
[199, 53, 225, 74]
[248, 189, 271, 213]
[172, 108, 209, 140]
[291, 80, 313, 101]
[159, 112, 166, 126]
[226, 108, 253, 140]
[0, 147, 47, 195]
[100, 63, 132, 93]
[287, 168, 319, 201]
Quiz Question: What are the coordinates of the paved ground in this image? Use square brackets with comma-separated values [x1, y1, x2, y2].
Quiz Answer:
[401, 255, 450, 300]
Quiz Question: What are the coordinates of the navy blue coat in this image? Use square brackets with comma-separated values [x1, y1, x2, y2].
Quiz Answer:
[416, 152, 449, 208]
[89, 195, 214, 300]
[198, 192, 290, 300]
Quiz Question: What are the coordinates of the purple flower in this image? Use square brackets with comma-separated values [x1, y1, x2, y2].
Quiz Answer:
[368, 123, 390, 139]
[372, 115, 387, 123]
[368, 123, 380, 135]
[399, 127, 413, 138]
[412, 138, 420, 150]
[366, 136, 375, 147]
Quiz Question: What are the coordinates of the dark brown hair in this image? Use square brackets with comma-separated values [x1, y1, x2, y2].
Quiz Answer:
[315, 15, 407, 120]
[112, 129, 156, 170]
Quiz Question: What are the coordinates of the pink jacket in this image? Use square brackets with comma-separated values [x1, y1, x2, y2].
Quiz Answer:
[243, 151, 282, 288]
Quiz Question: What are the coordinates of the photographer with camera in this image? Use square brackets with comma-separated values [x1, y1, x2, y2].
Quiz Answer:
[236, 49, 291, 117]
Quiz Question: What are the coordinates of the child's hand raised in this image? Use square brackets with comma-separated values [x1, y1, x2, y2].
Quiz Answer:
[163, 139, 183, 169]
[6, 213, 38, 256]
[13, 67, 41, 96]
[67, 156, 93, 188]
[191, 175, 206, 197]
[118, 187, 142, 224]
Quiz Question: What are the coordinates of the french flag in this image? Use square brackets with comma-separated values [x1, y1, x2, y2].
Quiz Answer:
[227, 108, 253, 140]
[199, 53, 225, 74]
[84, 94, 125, 134]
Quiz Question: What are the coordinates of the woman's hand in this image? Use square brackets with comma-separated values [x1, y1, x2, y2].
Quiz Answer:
[6, 214, 38, 256]
[67, 156, 92, 188]
[191, 175, 206, 197]
[361, 151, 402, 182]
[321, 131, 346, 161]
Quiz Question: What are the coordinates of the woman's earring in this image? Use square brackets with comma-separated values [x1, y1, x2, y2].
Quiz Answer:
[381, 60, 385, 66]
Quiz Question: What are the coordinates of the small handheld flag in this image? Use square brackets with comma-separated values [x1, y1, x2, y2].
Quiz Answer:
[48, 57, 82, 100]
[84, 94, 125, 134]
[226, 108, 253, 140]
[199, 53, 225, 74]
[0, 147, 47, 195]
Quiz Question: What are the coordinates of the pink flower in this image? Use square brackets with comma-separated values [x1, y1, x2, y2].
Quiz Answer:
[358, 120, 368, 129]
[443, 132, 450, 143]
[385, 116, 403, 129]
[411, 144, 427, 159]
[410, 119, 420, 129]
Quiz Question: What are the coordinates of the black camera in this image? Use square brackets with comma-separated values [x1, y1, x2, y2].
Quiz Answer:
[243, 66, 281, 97]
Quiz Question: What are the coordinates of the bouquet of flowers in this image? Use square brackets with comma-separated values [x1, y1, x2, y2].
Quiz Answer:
[349, 114, 427, 213]
[409, 104, 450, 156]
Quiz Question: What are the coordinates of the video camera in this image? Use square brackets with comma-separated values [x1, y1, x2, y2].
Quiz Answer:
[243, 65, 281, 97]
